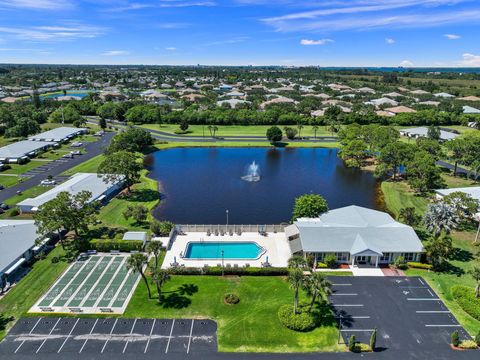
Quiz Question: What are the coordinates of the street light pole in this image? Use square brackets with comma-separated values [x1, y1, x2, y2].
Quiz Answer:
[221, 250, 225, 277]
[226, 209, 229, 226]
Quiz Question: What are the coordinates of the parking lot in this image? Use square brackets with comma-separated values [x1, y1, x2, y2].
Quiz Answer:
[0, 317, 217, 357]
[328, 276, 470, 351]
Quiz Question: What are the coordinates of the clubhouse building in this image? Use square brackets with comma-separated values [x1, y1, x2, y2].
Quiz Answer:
[285, 206, 424, 267]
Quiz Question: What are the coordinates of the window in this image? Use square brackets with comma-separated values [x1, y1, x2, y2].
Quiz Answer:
[335, 252, 349, 261]
[403, 253, 415, 262]
[380, 253, 391, 262]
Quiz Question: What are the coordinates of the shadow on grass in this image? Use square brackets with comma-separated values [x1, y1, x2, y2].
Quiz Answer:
[0, 314, 14, 332]
[450, 247, 474, 262]
[124, 189, 160, 203]
[159, 283, 199, 309]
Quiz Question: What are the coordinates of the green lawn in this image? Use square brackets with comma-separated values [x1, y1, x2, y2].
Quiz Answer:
[97, 170, 159, 230]
[125, 275, 344, 353]
[3, 185, 52, 206]
[0, 175, 20, 188]
[2, 160, 48, 175]
[62, 154, 104, 175]
[155, 140, 340, 150]
[0, 246, 69, 339]
[142, 124, 335, 138]
[406, 230, 480, 335]
[380, 181, 429, 218]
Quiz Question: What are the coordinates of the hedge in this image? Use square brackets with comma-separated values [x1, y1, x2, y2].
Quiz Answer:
[89, 239, 144, 252]
[277, 304, 318, 332]
[168, 266, 288, 276]
[316, 262, 328, 268]
[451, 286, 480, 321]
[407, 262, 433, 270]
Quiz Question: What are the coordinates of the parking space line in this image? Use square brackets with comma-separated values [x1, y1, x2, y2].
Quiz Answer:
[416, 310, 450, 314]
[144, 319, 155, 354]
[418, 278, 425, 286]
[399, 286, 428, 289]
[332, 284, 352, 286]
[58, 318, 79, 353]
[407, 298, 440, 301]
[36, 318, 61, 353]
[336, 316, 370, 319]
[425, 325, 461, 327]
[101, 318, 118, 353]
[165, 319, 175, 354]
[186, 319, 194, 354]
[331, 293, 358, 296]
[14, 318, 42, 354]
[427, 289, 434, 297]
[122, 319, 137, 353]
[332, 304, 364, 307]
[340, 329, 375, 332]
[79, 319, 98, 353]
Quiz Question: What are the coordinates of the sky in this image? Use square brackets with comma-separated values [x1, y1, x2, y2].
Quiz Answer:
[0, 0, 479, 67]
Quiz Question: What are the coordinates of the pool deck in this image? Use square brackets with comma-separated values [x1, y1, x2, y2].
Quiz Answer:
[163, 232, 291, 269]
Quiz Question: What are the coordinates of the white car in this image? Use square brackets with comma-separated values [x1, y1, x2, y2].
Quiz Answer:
[71, 142, 83, 147]
[72, 150, 82, 155]
[40, 179, 56, 186]
[62, 153, 74, 158]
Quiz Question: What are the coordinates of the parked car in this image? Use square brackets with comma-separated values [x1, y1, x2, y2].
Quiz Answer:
[0, 203, 9, 210]
[40, 179, 56, 186]
[0, 184, 4, 190]
[72, 150, 82, 156]
[62, 153, 74, 158]
[71, 142, 83, 147]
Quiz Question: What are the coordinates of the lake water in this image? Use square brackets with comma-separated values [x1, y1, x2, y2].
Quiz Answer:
[148, 147, 380, 224]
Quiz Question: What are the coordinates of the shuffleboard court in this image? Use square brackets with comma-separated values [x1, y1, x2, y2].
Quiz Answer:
[30, 254, 141, 314]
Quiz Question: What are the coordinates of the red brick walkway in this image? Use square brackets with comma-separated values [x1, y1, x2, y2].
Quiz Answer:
[381, 267, 405, 276]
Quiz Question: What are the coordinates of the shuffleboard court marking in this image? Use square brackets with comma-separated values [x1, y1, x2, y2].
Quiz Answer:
[165, 319, 175, 354]
[331, 293, 358, 296]
[331, 304, 364, 307]
[122, 319, 137, 353]
[407, 298, 440, 301]
[101, 318, 118, 353]
[58, 318, 79, 353]
[36, 318, 61, 353]
[144, 319, 156, 354]
[79, 319, 98, 353]
[186, 320, 194, 354]
[416, 311, 450, 314]
[14, 318, 42, 354]
[425, 324, 461, 327]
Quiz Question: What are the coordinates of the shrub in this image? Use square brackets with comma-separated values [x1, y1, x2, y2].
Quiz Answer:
[7, 208, 19, 217]
[394, 256, 407, 270]
[224, 293, 240, 305]
[51, 256, 59, 264]
[475, 332, 480, 347]
[168, 266, 288, 276]
[89, 239, 143, 252]
[458, 340, 478, 349]
[407, 262, 433, 270]
[316, 262, 328, 269]
[277, 304, 318, 332]
[348, 335, 356, 352]
[370, 329, 377, 351]
[451, 330, 460, 347]
[323, 254, 337, 268]
[354, 343, 372, 352]
[266, 126, 283, 143]
[150, 220, 174, 236]
[451, 286, 480, 321]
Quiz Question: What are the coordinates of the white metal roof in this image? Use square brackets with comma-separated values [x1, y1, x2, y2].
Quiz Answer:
[28, 127, 87, 141]
[0, 220, 39, 272]
[0, 140, 56, 159]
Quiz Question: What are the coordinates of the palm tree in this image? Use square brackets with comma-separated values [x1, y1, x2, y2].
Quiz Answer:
[127, 253, 151, 299]
[212, 125, 218, 137]
[288, 255, 307, 269]
[470, 266, 480, 298]
[312, 125, 319, 139]
[423, 203, 459, 238]
[297, 124, 304, 138]
[288, 268, 305, 315]
[146, 241, 165, 269]
[304, 273, 332, 312]
[207, 125, 213, 137]
[150, 266, 171, 302]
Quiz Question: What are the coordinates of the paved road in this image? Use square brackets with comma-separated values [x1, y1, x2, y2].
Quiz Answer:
[86, 117, 338, 143]
[0, 132, 115, 204]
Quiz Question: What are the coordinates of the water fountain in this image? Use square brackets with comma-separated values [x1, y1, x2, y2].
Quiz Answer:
[241, 161, 260, 182]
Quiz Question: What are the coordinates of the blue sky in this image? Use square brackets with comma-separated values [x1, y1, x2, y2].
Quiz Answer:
[0, 0, 479, 66]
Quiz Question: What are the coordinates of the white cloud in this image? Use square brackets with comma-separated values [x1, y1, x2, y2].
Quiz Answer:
[400, 60, 413, 67]
[300, 38, 333, 45]
[165, 47, 177, 51]
[157, 23, 191, 29]
[444, 33, 461, 39]
[385, 38, 395, 44]
[459, 53, 480, 66]
[0, 0, 72, 10]
[0, 23, 105, 41]
[158, 0, 215, 7]
[204, 36, 249, 46]
[102, 50, 129, 56]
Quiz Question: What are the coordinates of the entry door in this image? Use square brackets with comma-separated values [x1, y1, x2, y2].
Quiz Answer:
[357, 256, 368, 263]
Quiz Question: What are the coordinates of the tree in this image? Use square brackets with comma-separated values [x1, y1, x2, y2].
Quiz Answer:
[98, 151, 142, 193]
[425, 235, 453, 270]
[469, 266, 480, 298]
[339, 139, 368, 168]
[370, 329, 377, 351]
[312, 125, 319, 139]
[34, 191, 98, 240]
[150, 220, 174, 236]
[406, 151, 444, 194]
[416, 138, 444, 160]
[99, 117, 107, 130]
[284, 127, 297, 140]
[179, 120, 189, 132]
[445, 138, 466, 177]
[297, 123, 304, 138]
[303, 272, 332, 312]
[266, 126, 282, 143]
[288, 268, 305, 315]
[398, 207, 422, 227]
[451, 330, 460, 347]
[288, 255, 307, 269]
[150, 266, 170, 302]
[374, 142, 414, 179]
[146, 241, 165, 270]
[127, 253, 151, 299]
[105, 128, 154, 154]
[423, 203, 459, 238]
[292, 194, 328, 221]
[442, 192, 480, 222]
[4, 118, 40, 138]
[48, 105, 82, 124]
[427, 125, 440, 140]
[348, 335, 356, 352]
[123, 204, 148, 224]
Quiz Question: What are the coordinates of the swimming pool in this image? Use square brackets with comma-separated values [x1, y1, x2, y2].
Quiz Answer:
[183, 241, 265, 260]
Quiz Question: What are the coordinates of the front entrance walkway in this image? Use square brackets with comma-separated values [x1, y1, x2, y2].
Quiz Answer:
[349, 265, 384, 276]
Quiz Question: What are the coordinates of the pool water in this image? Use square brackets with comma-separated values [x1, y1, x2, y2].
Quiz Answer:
[184, 242, 264, 259]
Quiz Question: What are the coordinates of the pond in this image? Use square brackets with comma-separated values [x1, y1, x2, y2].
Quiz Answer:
[148, 147, 381, 224]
